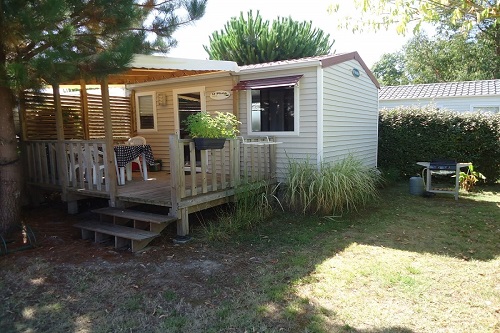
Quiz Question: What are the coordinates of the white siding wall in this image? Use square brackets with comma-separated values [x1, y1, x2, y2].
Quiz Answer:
[131, 74, 235, 171]
[379, 95, 500, 113]
[322, 60, 379, 167]
[238, 67, 318, 180]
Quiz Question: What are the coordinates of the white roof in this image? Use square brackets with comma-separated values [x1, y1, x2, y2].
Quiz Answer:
[131, 54, 239, 73]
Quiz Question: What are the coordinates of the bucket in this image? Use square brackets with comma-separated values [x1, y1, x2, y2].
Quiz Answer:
[409, 176, 424, 196]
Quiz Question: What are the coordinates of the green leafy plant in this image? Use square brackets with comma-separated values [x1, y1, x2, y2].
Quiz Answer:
[459, 164, 486, 191]
[201, 181, 282, 241]
[184, 111, 240, 138]
[284, 155, 381, 216]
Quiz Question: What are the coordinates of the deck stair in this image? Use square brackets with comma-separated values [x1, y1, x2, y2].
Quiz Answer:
[74, 207, 177, 252]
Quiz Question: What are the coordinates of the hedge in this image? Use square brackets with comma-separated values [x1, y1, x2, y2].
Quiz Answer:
[378, 106, 500, 183]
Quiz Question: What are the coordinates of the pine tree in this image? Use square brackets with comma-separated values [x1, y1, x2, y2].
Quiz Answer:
[0, 0, 207, 235]
[204, 11, 334, 65]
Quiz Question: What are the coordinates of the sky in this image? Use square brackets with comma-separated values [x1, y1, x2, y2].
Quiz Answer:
[167, 0, 412, 68]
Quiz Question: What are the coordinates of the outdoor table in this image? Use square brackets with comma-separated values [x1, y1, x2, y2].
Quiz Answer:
[114, 144, 155, 185]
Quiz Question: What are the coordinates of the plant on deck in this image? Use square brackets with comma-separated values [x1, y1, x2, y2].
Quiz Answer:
[184, 111, 240, 139]
[284, 155, 381, 216]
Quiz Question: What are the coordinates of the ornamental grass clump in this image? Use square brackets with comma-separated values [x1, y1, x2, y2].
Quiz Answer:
[284, 155, 381, 216]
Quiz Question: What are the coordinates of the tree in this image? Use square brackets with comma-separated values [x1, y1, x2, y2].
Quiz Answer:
[204, 10, 334, 65]
[0, 0, 207, 235]
[330, 0, 500, 80]
[371, 52, 409, 86]
[328, 0, 499, 35]
[372, 32, 497, 85]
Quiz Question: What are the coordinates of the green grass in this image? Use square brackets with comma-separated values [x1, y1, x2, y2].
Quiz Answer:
[1, 182, 499, 332]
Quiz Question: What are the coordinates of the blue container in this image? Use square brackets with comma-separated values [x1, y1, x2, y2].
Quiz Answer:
[409, 176, 424, 196]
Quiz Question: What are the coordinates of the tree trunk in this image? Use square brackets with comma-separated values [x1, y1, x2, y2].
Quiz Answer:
[0, 86, 22, 236]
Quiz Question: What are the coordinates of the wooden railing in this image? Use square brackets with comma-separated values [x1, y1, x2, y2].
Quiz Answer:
[25, 140, 111, 192]
[25, 137, 277, 210]
[169, 136, 277, 201]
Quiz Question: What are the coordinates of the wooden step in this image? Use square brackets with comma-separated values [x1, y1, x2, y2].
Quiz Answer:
[92, 207, 175, 224]
[74, 221, 159, 252]
[91, 207, 177, 233]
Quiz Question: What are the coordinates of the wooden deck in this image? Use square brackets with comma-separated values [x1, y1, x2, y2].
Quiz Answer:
[66, 170, 234, 208]
[26, 137, 278, 238]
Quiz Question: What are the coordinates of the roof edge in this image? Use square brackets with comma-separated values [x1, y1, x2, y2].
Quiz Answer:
[321, 52, 380, 89]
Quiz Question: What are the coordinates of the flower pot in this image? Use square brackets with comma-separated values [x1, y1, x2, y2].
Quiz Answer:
[193, 138, 226, 150]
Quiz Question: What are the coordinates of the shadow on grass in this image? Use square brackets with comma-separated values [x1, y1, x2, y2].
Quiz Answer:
[352, 183, 500, 261]
[213, 182, 499, 331]
[3, 182, 497, 333]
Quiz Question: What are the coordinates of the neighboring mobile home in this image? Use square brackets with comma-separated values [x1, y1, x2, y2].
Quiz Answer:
[379, 79, 500, 113]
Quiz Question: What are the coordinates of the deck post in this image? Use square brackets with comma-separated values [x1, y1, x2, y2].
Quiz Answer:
[101, 77, 118, 206]
[52, 84, 70, 205]
[80, 79, 90, 140]
[176, 208, 189, 238]
[169, 135, 191, 241]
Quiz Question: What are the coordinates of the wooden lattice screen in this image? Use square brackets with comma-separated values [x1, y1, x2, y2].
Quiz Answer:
[22, 92, 132, 140]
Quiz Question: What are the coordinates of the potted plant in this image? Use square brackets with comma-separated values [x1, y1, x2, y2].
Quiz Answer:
[184, 111, 240, 150]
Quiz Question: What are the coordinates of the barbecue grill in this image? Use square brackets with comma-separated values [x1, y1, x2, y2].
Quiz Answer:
[428, 159, 457, 171]
[416, 160, 472, 200]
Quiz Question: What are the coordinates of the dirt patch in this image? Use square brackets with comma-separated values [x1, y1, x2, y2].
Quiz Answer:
[2, 200, 262, 283]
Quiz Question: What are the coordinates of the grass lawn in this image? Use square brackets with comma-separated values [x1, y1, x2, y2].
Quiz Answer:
[1, 182, 499, 332]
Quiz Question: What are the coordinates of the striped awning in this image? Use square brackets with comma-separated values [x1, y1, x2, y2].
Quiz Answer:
[232, 75, 303, 90]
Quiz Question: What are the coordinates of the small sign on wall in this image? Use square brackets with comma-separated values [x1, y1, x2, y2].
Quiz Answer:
[157, 92, 167, 106]
[210, 91, 231, 100]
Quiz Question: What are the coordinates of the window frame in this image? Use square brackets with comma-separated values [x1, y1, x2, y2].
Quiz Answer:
[135, 91, 158, 132]
[246, 84, 300, 136]
[470, 104, 499, 113]
[173, 86, 206, 138]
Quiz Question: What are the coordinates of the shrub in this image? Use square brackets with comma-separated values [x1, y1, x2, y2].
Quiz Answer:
[284, 155, 381, 216]
[201, 182, 282, 241]
[184, 111, 240, 138]
[378, 107, 500, 183]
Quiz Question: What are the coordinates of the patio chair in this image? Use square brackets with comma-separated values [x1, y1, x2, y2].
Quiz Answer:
[127, 136, 146, 178]
[68, 148, 105, 185]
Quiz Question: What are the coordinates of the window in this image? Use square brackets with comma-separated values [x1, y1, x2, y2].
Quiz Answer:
[472, 106, 499, 113]
[135, 92, 157, 131]
[251, 87, 295, 132]
[236, 75, 301, 136]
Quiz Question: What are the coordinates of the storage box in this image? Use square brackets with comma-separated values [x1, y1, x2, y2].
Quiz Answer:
[149, 159, 162, 172]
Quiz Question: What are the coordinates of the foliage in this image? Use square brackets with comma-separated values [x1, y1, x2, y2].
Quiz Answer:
[378, 107, 500, 183]
[204, 10, 334, 65]
[328, 0, 499, 35]
[459, 164, 486, 191]
[0, 0, 207, 234]
[332, 1, 500, 81]
[201, 182, 282, 241]
[184, 111, 240, 138]
[372, 32, 498, 84]
[284, 155, 381, 216]
[371, 52, 409, 86]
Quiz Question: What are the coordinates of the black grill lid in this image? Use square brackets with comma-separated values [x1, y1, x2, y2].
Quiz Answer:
[429, 159, 457, 170]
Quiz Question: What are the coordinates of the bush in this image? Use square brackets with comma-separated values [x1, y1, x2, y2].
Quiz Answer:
[284, 155, 381, 216]
[378, 107, 500, 183]
[200, 182, 281, 241]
